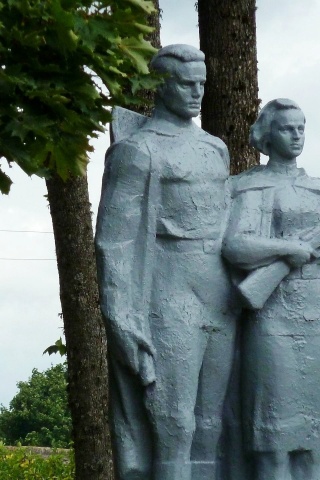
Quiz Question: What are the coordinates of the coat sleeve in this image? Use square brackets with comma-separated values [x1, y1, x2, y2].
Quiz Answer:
[95, 140, 152, 335]
[222, 184, 296, 270]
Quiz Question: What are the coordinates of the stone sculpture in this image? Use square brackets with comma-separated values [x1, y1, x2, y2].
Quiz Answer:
[223, 98, 320, 480]
[95, 44, 238, 480]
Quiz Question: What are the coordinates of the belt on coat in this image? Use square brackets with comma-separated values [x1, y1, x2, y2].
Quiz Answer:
[155, 236, 221, 254]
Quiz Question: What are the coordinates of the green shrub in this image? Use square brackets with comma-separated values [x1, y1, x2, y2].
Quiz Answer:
[0, 364, 72, 448]
[0, 445, 74, 479]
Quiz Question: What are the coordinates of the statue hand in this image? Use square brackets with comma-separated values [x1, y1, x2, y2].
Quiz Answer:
[138, 350, 156, 386]
[109, 324, 156, 383]
[285, 240, 314, 268]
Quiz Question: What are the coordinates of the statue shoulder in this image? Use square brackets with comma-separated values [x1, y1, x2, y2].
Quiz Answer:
[230, 165, 275, 195]
[234, 164, 265, 179]
[294, 172, 320, 192]
[105, 134, 152, 174]
[197, 127, 230, 169]
[198, 128, 228, 150]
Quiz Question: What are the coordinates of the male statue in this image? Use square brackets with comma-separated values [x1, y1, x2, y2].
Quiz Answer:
[95, 44, 238, 480]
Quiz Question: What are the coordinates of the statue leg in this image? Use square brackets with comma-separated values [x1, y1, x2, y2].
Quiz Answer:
[253, 452, 291, 480]
[217, 321, 250, 480]
[290, 450, 320, 480]
[191, 325, 236, 480]
[109, 357, 153, 480]
[145, 315, 208, 480]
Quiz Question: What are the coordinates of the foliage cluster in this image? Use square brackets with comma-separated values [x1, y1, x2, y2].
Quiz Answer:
[0, 444, 74, 479]
[0, 0, 159, 193]
[0, 364, 71, 448]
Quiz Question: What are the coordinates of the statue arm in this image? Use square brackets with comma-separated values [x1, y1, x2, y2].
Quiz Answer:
[95, 141, 156, 383]
[95, 140, 150, 323]
[222, 188, 310, 270]
[223, 235, 298, 271]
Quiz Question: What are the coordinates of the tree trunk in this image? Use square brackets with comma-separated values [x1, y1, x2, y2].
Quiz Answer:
[147, 0, 161, 50]
[46, 174, 113, 480]
[198, 2, 259, 479]
[198, 0, 259, 174]
[128, 0, 161, 116]
[46, 5, 161, 478]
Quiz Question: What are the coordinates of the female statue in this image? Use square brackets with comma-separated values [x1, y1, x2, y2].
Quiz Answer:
[223, 98, 320, 480]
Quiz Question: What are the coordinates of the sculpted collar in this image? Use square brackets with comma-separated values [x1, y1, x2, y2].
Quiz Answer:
[266, 159, 301, 176]
[145, 109, 196, 137]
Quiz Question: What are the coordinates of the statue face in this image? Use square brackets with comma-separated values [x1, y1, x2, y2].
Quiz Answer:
[159, 61, 206, 119]
[269, 108, 305, 160]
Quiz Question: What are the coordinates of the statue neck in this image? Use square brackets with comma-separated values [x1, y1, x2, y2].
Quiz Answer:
[151, 105, 194, 131]
[266, 157, 298, 175]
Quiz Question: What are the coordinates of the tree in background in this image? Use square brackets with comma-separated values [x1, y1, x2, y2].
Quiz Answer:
[0, 364, 71, 448]
[198, 0, 259, 174]
[197, 1, 259, 478]
[0, 0, 159, 192]
[147, 0, 161, 53]
[130, 0, 161, 116]
[0, 2, 159, 478]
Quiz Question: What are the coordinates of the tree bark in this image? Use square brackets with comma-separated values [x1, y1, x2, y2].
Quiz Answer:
[198, 0, 259, 174]
[198, 2, 259, 479]
[147, 0, 161, 49]
[128, 0, 161, 116]
[46, 174, 113, 480]
[46, 5, 161, 478]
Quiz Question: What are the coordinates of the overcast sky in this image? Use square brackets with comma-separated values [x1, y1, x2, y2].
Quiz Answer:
[1, 0, 320, 408]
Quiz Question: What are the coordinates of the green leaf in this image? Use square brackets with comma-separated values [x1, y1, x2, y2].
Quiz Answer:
[132, 22, 154, 34]
[0, 0, 161, 183]
[0, 168, 12, 194]
[43, 338, 67, 357]
[119, 35, 157, 74]
[109, 65, 128, 77]
[124, 0, 156, 14]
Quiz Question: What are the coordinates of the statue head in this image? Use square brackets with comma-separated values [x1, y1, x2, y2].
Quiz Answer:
[150, 44, 206, 120]
[250, 98, 306, 159]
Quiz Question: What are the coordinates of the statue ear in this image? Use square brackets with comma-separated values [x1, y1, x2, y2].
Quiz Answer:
[110, 106, 147, 143]
[156, 81, 167, 101]
[261, 136, 271, 156]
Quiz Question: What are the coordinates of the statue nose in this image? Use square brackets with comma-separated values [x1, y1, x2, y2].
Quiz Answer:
[292, 128, 303, 139]
[192, 85, 201, 98]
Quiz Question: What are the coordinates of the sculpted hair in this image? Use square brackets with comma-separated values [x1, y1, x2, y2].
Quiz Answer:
[250, 98, 305, 156]
[150, 44, 205, 77]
